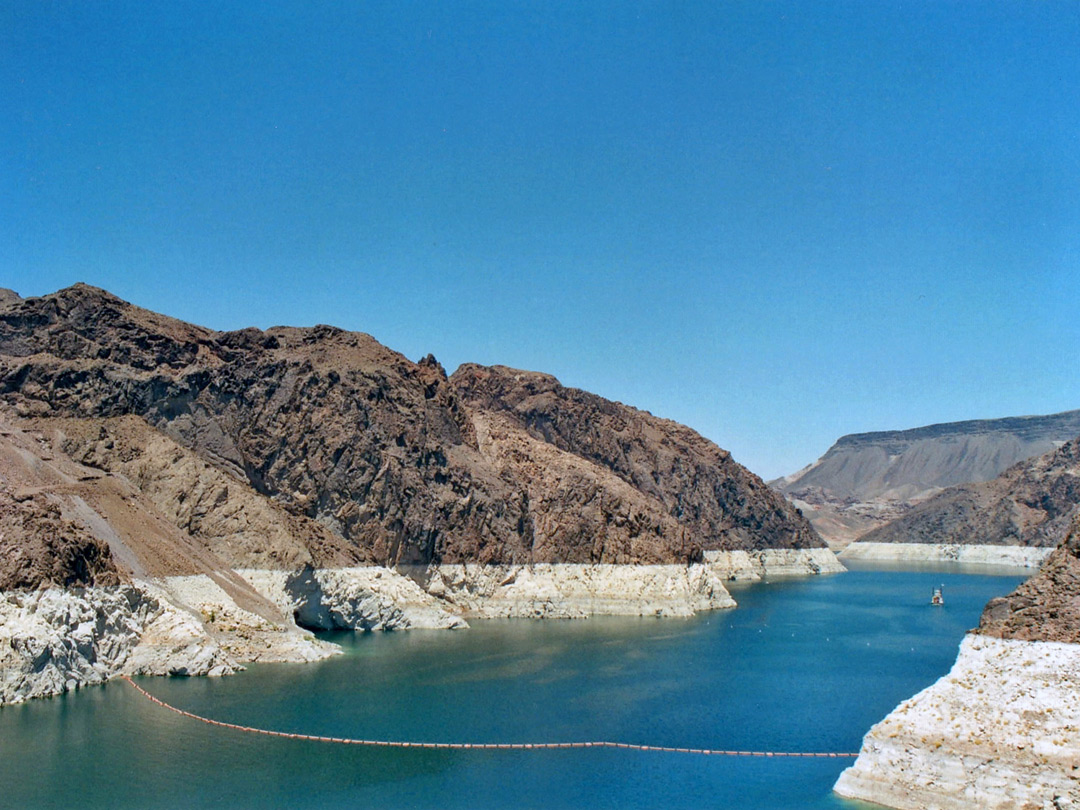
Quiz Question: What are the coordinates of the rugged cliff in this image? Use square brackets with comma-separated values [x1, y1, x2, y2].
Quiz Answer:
[0, 488, 118, 591]
[0, 283, 838, 703]
[775, 412, 1080, 547]
[451, 363, 821, 555]
[978, 521, 1080, 644]
[0, 283, 823, 566]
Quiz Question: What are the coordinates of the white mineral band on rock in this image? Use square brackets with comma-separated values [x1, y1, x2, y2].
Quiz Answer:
[840, 542, 1053, 568]
[834, 634, 1080, 810]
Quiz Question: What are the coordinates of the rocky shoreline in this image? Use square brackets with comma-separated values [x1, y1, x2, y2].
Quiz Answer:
[840, 541, 1052, 569]
[0, 549, 844, 705]
[834, 634, 1080, 810]
[836, 520, 1080, 809]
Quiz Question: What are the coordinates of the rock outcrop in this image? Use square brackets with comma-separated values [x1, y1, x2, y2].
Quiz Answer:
[835, 519, 1080, 809]
[0, 488, 119, 591]
[0, 584, 238, 705]
[978, 521, 1080, 644]
[452, 364, 821, 556]
[775, 412, 1080, 547]
[0, 283, 841, 703]
[34, 414, 363, 571]
[0, 284, 824, 568]
[842, 437, 1080, 566]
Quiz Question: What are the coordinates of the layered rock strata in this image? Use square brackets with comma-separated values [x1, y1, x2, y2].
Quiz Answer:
[843, 437, 1080, 566]
[835, 522, 1080, 809]
[775, 411, 1080, 547]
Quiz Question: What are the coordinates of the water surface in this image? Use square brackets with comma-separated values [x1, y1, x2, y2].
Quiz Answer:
[0, 566, 1026, 809]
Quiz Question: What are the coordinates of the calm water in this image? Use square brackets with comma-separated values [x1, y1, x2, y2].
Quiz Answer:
[0, 565, 1027, 810]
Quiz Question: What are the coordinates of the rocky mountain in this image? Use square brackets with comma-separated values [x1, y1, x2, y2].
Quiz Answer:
[774, 411, 1080, 547]
[0, 283, 836, 704]
[0, 283, 821, 569]
[848, 436, 1080, 556]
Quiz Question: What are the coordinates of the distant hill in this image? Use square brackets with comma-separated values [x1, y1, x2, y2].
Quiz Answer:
[773, 411, 1080, 547]
[854, 436, 1080, 550]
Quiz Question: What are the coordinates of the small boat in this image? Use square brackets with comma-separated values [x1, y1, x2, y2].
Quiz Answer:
[930, 586, 944, 606]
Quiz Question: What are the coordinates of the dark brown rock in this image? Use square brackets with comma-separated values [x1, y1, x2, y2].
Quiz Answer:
[0, 284, 823, 567]
[451, 364, 819, 553]
[977, 517, 1080, 644]
[0, 489, 120, 590]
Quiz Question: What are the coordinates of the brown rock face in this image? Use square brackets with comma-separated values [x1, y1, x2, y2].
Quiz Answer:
[451, 364, 819, 554]
[0, 284, 822, 567]
[0, 488, 119, 590]
[35, 415, 363, 570]
[857, 437, 1080, 549]
[978, 517, 1080, 644]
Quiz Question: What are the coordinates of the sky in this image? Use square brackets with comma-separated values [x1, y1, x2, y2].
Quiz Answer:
[3, 1, 1079, 480]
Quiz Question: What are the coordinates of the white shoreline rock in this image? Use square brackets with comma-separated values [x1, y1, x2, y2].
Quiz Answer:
[402, 549, 843, 618]
[152, 575, 345, 663]
[835, 634, 1080, 810]
[840, 541, 1053, 569]
[235, 567, 467, 631]
[0, 549, 843, 704]
[405, 562, 736, 618]
[703, 547, 846, 580]
[0, 584, 237, 705]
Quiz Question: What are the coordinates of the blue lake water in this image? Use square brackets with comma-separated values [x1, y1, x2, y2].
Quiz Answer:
[0, 564, 1028, 809]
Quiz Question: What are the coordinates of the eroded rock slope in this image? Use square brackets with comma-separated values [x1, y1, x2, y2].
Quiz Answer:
[776, 411, 1080, 547]
[1, 283, 823, 566]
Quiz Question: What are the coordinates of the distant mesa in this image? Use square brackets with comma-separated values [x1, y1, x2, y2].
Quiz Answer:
[773, 410, 1080, 549]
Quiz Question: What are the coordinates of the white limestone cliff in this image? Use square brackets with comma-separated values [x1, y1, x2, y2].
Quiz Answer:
[834, 634, 1080, 810]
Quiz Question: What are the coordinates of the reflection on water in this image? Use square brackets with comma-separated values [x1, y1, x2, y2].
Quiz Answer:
[0, 566, 1025, 810]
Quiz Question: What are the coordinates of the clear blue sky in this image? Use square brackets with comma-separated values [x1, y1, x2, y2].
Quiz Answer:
[3, 1, 1079, 479]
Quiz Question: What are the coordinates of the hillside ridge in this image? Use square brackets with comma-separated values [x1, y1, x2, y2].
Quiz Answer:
[774, 410, 1080, 546]
[0, 283, 824, 574]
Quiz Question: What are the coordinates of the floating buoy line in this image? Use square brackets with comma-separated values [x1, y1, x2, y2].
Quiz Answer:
[122, 677, 858, 759]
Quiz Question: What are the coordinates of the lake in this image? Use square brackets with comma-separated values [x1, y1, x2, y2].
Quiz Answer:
[0, 564, 1028, 809]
